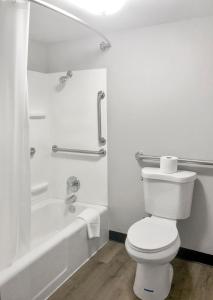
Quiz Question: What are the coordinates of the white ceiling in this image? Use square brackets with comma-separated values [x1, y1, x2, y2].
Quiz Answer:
[29, 0, 213, 43]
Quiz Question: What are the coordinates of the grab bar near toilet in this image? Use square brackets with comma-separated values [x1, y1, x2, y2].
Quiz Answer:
[135, 152, 213, 166]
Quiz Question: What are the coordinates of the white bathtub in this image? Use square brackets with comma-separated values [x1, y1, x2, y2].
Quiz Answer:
[0, 199, 108, 300]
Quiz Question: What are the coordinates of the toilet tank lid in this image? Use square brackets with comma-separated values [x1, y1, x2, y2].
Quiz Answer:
[142, 168, 197, 183]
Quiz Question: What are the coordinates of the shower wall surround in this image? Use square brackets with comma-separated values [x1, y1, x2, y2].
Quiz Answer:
[28, 72, 51, 203]
[28, 69, 107, 206]
[49, 69, 108, 205]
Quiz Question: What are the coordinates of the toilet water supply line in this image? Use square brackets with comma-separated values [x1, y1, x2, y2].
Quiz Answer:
[29, 0, 111, 50]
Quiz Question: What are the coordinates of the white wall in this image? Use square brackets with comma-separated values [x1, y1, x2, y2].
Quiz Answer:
[28, 40, 48, 73]
[46, 16, 213, 255]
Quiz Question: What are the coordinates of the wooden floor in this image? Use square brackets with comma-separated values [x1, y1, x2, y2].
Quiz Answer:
[49, 241, 213, 300]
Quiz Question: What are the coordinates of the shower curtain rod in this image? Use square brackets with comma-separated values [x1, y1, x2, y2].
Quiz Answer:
[30, 0, 111, 50]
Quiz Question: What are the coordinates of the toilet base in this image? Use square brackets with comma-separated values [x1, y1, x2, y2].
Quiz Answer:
[133, 262, 173, 300]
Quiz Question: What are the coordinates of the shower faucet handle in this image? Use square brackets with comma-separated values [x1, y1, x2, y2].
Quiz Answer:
[67, 176, 80, 193]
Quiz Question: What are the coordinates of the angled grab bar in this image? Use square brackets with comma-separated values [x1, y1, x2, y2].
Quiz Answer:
[52, 145, 106, 156]
[97, 91, 106, 145]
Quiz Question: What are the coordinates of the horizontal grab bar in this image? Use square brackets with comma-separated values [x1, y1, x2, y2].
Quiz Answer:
[135, 152, 213, 167]
[52, 145, 106, 156]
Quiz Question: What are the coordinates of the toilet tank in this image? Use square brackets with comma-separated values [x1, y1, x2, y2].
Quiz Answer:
[142, 168, 197, 219]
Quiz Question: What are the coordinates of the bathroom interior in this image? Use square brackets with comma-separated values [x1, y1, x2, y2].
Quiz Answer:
[0, 0, 213, 299]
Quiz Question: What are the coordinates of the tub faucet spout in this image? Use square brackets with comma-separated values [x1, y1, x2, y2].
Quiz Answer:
[65, 194, 77, 205]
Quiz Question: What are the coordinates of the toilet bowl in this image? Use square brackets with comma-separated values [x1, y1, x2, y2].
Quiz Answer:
[125, 216, 181, 300]
[125, 167, 196, 300]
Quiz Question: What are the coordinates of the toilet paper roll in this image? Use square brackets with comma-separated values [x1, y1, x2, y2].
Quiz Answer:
[160, 156, 178, 173]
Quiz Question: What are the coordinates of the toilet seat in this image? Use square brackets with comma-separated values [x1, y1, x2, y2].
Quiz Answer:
[127, 217, 178, 253]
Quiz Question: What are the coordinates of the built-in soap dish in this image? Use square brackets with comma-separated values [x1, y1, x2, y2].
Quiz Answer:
[31, 182, 48, 196]
[29, 112, 46, 119]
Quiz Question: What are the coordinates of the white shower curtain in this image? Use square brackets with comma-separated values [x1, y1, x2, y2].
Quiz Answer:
[0, 0, 31, 270]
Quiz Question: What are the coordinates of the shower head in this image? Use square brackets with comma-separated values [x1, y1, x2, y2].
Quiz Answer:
[59, 70, 73, 84]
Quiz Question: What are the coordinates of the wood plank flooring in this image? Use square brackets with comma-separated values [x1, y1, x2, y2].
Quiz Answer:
[49, 241, 213, 300]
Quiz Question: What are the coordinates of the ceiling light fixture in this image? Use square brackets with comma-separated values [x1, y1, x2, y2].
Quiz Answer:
[69, 0, 127, 15]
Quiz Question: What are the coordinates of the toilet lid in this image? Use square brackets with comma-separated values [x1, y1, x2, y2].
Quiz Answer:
[127, 217, 178, 253]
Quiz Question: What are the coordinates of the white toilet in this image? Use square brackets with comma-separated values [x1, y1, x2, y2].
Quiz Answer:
[125, 167, 197, 300]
